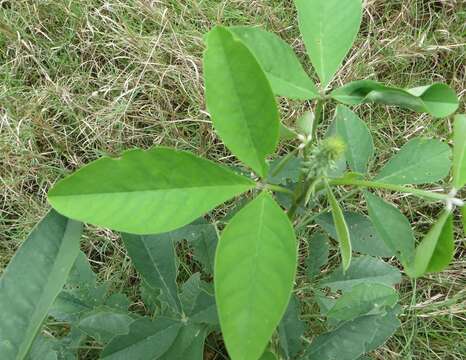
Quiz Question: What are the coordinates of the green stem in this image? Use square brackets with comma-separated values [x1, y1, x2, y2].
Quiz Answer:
[311, 99, 325, 139]
[328, 178, 451, 202]
[265, 184, 294, 196]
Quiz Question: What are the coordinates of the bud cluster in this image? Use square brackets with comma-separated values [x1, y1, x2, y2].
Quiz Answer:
[301, 136, 346, 181]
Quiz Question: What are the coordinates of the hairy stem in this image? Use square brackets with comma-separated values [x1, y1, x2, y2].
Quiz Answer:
[288, 99, 326, 219]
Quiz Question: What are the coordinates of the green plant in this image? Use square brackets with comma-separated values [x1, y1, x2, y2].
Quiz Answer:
[1, 0, 464, 359]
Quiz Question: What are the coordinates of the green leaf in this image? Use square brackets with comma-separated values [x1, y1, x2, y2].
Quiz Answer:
[204, 26, 280, 177]
[101, 318, 181, 360]
[215, 192, 297, 360]
[374, 138, 451, 185]
[28, 336, 58, 360]
[363, 306, 401, 353]
[229, 26, 318, 100]
[50, 252, 128, 324]
[327, 283, 398, 322]
[294, 0, 363, 88]
[268, 155, 302, 186]
[453, 114, 466, 189]
[190, 225, 218, 275]
[159, 323, 209, 360]
[122, 233, 182, 313]
[297, 112, 315, 137]
[334, 105, 374, 173]
[331, 80, 459, 118]
[259, 350, 278, 360]
[48, 147, 254, 235]
[77, 311, 133, 343]
[320, 256, 401, 292]
[304, 315, 381, 360]
[406, 210, 454, 278]
[314, 290, 337, 316]
[306, 232, 329, 277]
[278, 295, 305, 359]
[180, 274, 218, 326]
[364, 192, 415, 265]
[305, 307, 400, 360]
[0, 210, 82, 360]
[326, 184, 352, 271]
[316, 212, 395, 257]
[280, 123, 298, 141]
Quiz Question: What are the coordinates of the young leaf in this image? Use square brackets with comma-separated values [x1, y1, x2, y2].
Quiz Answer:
[215, 192, 297, 360]
[364, 192, 415, 265]
[297, 111, 315, 137]
[320, 256, 401, 292]
[406, 210, 454, 278]
[374, 138, 451, 185]
[0, 210, 82, 360]
[204, 26, 280, 177]
[307, 232, 330, 278]
[122, 233, 182, 313]
[229, 26, 318, 100]
[453, 114, 466, 189]
[77, 311, 133, 343]
[294, 0, 363, 88]
[334, 105, 374, 173]
[327, 283, 398, 322]
[48, 147, 254, 235]
[326, 184, 352, 271]
[316, 212, 395, 257]
[278, 295, 306, 359]
[331, 80, 459, 118]
[101, 318, 181, 360]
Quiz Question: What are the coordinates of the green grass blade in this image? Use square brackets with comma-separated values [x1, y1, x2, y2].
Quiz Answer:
[0, 210, 83, 359]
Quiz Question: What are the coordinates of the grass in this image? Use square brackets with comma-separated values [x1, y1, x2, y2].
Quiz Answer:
[0, 0, 465, 359]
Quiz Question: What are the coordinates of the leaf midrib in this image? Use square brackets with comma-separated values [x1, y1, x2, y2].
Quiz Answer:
[51, 183, 252, 198]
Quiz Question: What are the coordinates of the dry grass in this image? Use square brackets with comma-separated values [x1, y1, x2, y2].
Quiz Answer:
[1, 0, 465, 359]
